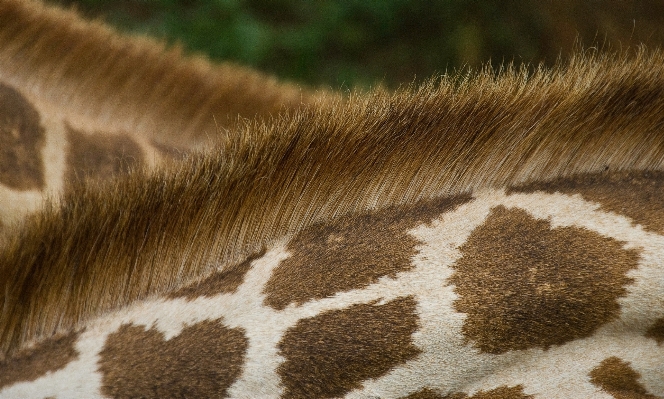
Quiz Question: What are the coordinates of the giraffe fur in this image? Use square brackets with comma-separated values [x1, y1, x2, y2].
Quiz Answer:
[0, 0, 323, 235]
[1, 1, 664, 398]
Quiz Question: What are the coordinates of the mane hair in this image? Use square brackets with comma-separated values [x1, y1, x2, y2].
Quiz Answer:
[0, 0, 324, 147]
[3, 49, 664, 356]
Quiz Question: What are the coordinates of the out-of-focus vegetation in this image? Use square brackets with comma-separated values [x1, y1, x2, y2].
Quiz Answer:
[49, 0, 664, 88]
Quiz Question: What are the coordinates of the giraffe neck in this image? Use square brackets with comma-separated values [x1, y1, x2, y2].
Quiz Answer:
[3, 49, 664, 356]
[0, 0, 325, 234]
[1, 170, 662, 398]
[1, 4, 664, 395]
[0, 80, 173, 230]
[0, 0, 325, 148]
[0, 48, 664, 358]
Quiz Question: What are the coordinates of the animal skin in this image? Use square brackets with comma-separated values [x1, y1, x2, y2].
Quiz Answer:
[0, 0, 325, 232]
[1, 1, 664, 398]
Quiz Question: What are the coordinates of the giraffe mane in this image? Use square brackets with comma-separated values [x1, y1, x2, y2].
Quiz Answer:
[0, 0, 324, 148]
[3, 48, 664, 357]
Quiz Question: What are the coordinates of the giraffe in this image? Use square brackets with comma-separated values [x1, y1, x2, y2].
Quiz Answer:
[0, 0, 325, 234]
[0, 36, 664, 397]
[2, 185, 663, 398]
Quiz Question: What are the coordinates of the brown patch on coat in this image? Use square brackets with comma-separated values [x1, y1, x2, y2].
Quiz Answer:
[169, 249, 265, 299]
[450, 206, 640, 354]
[402, 386, 532, 399]
[589, 357, 658, 399]
[0, 0, 324, 150]
[263, 196, 471, 310]
[98, 320, 247, 399]
[0, 332, 78, 389]
[510, 171, 664, 235]
[66, 126, 144, 183]
[278, 296, 420, 398]
[645, 318, 664, 345]
[0, 83, 45, 190]
[9, 49, 664, 358]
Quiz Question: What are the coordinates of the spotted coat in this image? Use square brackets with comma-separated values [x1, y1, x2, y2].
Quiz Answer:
[1, 1, 664, 398]
[1, 172, 664, 398]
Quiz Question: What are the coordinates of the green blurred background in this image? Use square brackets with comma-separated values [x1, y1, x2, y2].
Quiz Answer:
[47, 0, 664, 89]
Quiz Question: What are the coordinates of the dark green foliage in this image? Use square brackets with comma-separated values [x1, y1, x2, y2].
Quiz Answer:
[48, 0, 664, 88]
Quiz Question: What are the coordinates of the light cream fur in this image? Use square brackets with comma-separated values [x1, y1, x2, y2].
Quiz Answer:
[4, 49, 664, 356]
[1, 189, 661, 398]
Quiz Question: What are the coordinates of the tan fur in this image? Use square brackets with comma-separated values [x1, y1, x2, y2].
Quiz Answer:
[0, 0, 327, 149]
[2, 176, 662, 397]
[0, 0, 330, 238]
[2, 48, 664, 357]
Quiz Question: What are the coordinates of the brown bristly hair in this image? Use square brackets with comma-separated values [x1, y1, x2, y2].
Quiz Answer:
[0, 0, 326, 147]
[3, 49, 664, 357]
